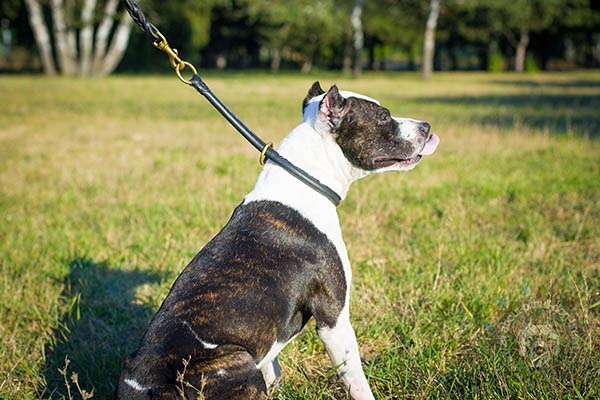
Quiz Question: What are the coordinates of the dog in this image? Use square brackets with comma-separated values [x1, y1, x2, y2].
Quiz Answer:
[115, 81, 439, 400]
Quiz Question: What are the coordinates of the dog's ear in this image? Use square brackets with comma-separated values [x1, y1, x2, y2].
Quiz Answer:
[319, 85, 347, 128]
[302, 81, 326, 111]
[307, 81, 325, 98]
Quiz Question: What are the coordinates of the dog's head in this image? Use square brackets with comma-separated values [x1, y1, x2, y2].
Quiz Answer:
[302, 81, 439, 172]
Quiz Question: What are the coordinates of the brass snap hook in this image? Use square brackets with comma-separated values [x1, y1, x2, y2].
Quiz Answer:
[153, 29, 196, 85]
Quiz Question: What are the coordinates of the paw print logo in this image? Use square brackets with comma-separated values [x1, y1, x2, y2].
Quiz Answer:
[498, 300, 576, 368]
[517, 322, 560, 367]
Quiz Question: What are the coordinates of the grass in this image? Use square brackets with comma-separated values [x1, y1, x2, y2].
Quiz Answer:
[0, 70, 599, 399]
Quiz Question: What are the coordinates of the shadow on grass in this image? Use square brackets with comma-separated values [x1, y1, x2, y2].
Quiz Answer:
[412, 93, 600, 137]
[43, 257, 162, 399]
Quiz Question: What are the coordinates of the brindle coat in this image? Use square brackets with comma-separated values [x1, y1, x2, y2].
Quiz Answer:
[115, 201, 346, 399]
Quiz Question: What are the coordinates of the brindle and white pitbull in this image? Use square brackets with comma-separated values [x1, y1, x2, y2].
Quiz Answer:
[115, 82, 439, 400]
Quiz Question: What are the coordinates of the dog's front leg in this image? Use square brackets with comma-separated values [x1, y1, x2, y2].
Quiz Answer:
[318, 316, 375, 400]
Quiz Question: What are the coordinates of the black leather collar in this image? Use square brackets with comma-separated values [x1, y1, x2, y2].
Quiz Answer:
[190, 75, 342, 207]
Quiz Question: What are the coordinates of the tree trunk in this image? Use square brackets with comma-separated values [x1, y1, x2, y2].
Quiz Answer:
[215, 54, 227, 70]
[24, 0, 132, 76]
[79, 0, 96, 76]
[92, 0, 118, 74]
[422, 0, 440, 79]
[50, 0, 77, 75]
[95, 12, 132, 76]
[301, 57, 313, 74]
[271, 48, 281, 73]
[515, 29, 530, 73]
[64, 0, 77, 66]
[351, 0, 363, 78]
[24, 0, 57, 75]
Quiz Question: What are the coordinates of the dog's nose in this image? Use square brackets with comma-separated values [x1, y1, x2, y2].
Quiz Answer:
[419, 122, 431, 135]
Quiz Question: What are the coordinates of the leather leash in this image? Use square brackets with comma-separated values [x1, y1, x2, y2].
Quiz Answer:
[121, 0, 342, 206]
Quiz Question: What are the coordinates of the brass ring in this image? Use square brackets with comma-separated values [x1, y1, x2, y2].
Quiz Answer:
[259, 142, 273, 166]
[175, 61, 198, 85]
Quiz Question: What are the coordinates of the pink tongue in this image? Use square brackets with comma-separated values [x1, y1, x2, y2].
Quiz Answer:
[420, 133, 439, 156]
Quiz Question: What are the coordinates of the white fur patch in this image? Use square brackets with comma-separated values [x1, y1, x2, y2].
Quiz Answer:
[394, 117, 426, 143]
[182, 320, 218, 349]
[305, 90, 380, 107]
[124, 378, 150, 392]
[201, 340, 218, 349]
[256, 341, 287, 370]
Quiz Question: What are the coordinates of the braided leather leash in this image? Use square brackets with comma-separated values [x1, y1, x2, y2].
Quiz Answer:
[121, 0, 342, 206]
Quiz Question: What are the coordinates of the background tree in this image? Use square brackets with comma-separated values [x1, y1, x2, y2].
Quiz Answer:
[437, 0, 503, 71]
[481, 0, 565, 72]
[362, 0, 424, 70]
[422, 0, 440, 78]
[23, 0, 55, 74]
[24, 0, 134, 76]
[3, 0, 598, 74]
[202, 0, 261, 69]
[554, 0, 600, 68]
[118, 0, 215, 73]
[246, 0, 346, 73]
[351, 0, 364, 78]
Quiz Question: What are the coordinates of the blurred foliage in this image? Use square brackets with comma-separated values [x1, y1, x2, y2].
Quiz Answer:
[1, 0, 599, 72]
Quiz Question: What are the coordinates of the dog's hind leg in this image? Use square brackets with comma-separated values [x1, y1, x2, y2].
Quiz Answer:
[188, 351, 268, 400]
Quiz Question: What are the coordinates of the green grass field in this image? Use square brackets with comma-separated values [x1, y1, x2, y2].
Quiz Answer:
[1, 71, 599, 399]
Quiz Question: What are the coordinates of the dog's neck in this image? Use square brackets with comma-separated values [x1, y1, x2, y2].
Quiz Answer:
[244, 119, 365, 242]
[245, 120, 365, 203]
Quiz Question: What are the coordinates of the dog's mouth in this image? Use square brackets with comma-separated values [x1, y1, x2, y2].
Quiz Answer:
[373, 133, 439, 169]
[373, 155, 422, 169]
